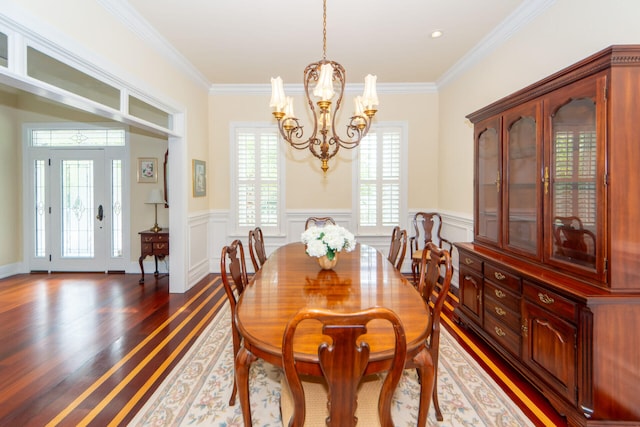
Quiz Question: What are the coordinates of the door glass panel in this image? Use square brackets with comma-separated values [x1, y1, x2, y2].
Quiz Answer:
[507, 116, 537, 253]
[111, 160, 123, 257]
[477, 127, 500, 243]
[34, 160, 46, 257]
[551, 98, 597, 268]
[62, 160, 94, 257]
[0, 32, 7, 68]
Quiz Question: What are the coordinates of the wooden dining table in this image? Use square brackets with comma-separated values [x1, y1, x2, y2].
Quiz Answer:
[235, 242, 434, 426]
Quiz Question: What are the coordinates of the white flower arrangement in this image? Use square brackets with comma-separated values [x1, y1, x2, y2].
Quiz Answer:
[301, 224, 356, 260]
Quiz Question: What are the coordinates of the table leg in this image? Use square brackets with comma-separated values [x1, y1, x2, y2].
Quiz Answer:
[413, 348, 435, 427]
[236, 347, 257, 427]
[154, 255, 159, 276]
[138, 256, 145, 284]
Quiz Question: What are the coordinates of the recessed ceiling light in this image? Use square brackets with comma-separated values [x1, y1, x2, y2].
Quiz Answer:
[431, 30, 443, 38]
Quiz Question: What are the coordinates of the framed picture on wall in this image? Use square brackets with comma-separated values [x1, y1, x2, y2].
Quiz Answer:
[193, 159, 206, 197]
[137, 157, 158, 183]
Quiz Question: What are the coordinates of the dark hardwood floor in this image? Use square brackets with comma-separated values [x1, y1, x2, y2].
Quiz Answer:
[0, 272, 566, 426]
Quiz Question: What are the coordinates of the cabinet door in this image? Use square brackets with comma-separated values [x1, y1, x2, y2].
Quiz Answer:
[459, 269, 483, 325]
[503, 101, 542, 259]
[544, 74, 606, 282]
[522, 301, 577, 404]
[475, 116, 502, 246]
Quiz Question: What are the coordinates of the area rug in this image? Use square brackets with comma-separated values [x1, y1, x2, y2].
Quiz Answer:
[129, 304, 534, 426]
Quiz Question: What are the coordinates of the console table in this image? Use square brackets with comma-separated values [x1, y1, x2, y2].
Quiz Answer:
[138, 230, 169, 284]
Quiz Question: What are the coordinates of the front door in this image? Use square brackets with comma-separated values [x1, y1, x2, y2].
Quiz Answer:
[29, 148, 123, 272]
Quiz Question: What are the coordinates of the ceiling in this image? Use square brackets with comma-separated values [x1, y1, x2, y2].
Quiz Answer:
[124, 0, 530, 86]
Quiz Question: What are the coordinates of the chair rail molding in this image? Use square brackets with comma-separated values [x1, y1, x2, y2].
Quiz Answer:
[208, 209, 473, 279]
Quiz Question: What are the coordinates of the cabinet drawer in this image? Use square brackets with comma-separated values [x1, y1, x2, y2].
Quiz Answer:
[484, 263, 521, 294]
[459, 252, 483, 274]
[485, 314, 520, 356]
[142, 234, 168, 243]
[485, 296, 520, 331]
[153, 242, 169, 255]
[484, 281, 519, 313]
[524, 281, 577, 322]
[142, 243, 152, 253]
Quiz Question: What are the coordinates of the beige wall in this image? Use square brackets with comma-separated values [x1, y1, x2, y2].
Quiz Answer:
[0, 89, 168, 266]
[0, 91, 21, 266]
[9, 0, 210, 214]
[4, 0, 640, 270]
[210, 91, 439, 211]
[438, 0, 640, 217]
[4, 0, 209, 274]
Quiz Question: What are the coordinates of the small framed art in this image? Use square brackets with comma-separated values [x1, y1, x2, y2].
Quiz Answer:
[193, 159, 206, 197]
[137, 157, 158, 183]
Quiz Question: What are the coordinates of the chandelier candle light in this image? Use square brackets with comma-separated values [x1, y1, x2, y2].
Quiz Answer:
[269, 0, 379, 173]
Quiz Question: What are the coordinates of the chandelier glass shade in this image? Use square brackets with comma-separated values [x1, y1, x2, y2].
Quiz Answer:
[269, 0, 379, 173]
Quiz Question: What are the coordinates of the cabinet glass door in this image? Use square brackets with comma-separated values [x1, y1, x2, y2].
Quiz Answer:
[545, 76, 604, 279]
[475, 117, 501, 245]
[504, 103, 541, 258]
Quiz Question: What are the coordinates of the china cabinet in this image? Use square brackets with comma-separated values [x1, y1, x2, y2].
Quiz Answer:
[456, 45, 640, 426]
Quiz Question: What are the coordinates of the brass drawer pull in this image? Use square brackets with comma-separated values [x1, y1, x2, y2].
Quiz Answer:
[494, 272, 506, 280]
[494, 307, 506, 316]
[465, 257, 474, 265]
[494, 289, 506, 298]
[494, 326, 506, 337]
[538, 292, 555, 305]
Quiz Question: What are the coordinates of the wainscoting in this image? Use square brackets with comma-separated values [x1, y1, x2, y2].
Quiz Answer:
[203, 209, 473, 288]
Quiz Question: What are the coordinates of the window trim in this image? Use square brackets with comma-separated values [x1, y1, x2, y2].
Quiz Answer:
[230, 122, 286, 236]
[352, 122, 408, 236]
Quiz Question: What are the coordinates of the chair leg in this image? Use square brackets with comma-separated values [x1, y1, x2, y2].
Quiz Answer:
[411, 260, 419, 285]
[432, 369, 443, 421]
[229, 379, 237, 406]
[229, 327, 241, 406]
[416, 366, 443, 421]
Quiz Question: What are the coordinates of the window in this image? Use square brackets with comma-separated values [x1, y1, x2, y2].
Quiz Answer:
[553, 128, 597, 226]
[354, 124, 407, 234]
[231, 125, 283, 233]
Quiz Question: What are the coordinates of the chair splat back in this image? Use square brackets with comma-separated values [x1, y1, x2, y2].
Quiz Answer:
[410, 212, 451, 284]
[248, 227, 268, 271]
[387, 226, 408, 271]
[281, 307, 407, 427]
[304, 216, 336, 230]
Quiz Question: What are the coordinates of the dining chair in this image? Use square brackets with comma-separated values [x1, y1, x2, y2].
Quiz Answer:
[248, 226, 268, 271]
[409, 212, 452, 284]
[387, 226, 407, 271]
[280, 307, 407, 427]
[304, 216, 336, 230]
[553, 216, 596, 263]
[220, 239, 249, 406]
[406, 241, 453, 421]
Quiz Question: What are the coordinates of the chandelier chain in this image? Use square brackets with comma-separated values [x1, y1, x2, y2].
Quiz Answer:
[322, 0, 327, 60]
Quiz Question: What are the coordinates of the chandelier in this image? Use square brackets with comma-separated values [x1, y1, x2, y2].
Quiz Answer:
[269, 0, 379, 173]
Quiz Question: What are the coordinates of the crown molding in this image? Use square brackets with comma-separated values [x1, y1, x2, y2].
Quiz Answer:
[97, 0, 211, 90]
[210, 82, 438, 96]
[437, 0, 556, 88]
